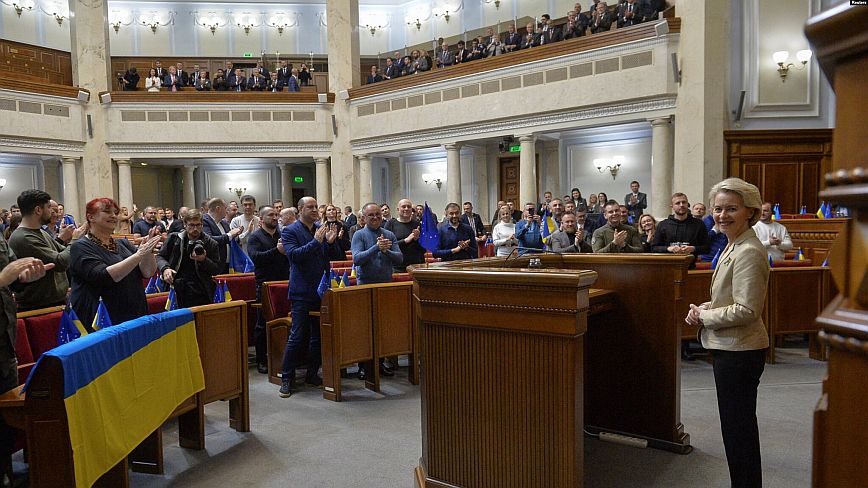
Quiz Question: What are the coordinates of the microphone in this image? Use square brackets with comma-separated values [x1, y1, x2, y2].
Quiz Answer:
[502, 246, 566, 268]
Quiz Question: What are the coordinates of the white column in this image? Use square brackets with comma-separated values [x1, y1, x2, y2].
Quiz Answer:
[182, 165, 196, 209]
[115, 159, 133, 212]
[445, 143, 461, 205]
[327, 0, 361, 210]
[518, 134, 538, 208]
[357, 155, 373, 205]
[472, 146, 489, 221]
[542, 140, 560, 197]
[279, 162, 293, 206]
[388, 157, 403, 206]
[650, 117, 674, 218]
[315, 157, 332, 204]
[61, 156, 80, 222]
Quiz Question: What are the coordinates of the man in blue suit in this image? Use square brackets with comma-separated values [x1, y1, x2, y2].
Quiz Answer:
[278, 196, 335, 397]
[202, 198, 241, 274]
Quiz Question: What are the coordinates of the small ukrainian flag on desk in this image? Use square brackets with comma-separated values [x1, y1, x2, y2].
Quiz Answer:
[91, 297, 113, 331]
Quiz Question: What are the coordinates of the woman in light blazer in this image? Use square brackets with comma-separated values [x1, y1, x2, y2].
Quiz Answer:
[685, 177, 768, 488]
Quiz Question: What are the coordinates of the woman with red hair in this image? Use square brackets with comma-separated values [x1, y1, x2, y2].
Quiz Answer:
[69, 198, 161, 330]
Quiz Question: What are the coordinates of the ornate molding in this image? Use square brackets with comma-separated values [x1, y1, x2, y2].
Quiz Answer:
[352, 97, 676, 152]
[107, 142, 331, 154]
[825, 167, 868, 186]
[790, 231, 840, 241]
[0, 136, 84, 153]
[418, 299, 581, 315]
[819, 330, 868, 354]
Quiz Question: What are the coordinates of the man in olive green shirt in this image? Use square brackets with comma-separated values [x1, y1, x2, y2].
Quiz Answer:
[8, 190, 83, 311]
[591, 200, 643, 253]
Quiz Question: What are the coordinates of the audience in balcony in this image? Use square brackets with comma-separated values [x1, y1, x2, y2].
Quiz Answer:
[287, 69, 301, 92]
[276, 61, 291, 83]
[437, 41, 455, 68]
[213, 69, 228, 91]
[617, 0, 645, 28]
[503, 24, 522, 53]
[121, 67, 139, 91]
[367, 65, 383, 84]
[299, 64, 312, 85]
[266, 72, 284, 92]
[189, 64, 203, 88]
[154, 60, 167, 79]
[194, 71, 212, 91]
[247, 70, 267, 91]
[454, 41, 470, 64]
[163, 66, 184, 92]
[522, 22, 539, 49]
[145, 68, 161, 92]
[230, 68, 247, 92]
[485, 28, 505, 57]
[591, 2, 615, 33]
[175, 63, 189, 86]
[383, 58, 401, 80]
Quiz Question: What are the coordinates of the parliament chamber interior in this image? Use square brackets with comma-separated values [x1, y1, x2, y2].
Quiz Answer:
[0, 0, 866, 486]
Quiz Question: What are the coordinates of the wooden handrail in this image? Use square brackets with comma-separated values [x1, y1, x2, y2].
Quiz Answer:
[102, 91, 335, 103]
[0, 78, 88, 100]
[349, 19, 679, 100]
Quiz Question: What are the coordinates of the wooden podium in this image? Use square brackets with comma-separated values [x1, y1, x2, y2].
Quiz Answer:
[412, 253, 693, 488]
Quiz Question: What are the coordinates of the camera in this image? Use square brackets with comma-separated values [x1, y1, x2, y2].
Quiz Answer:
[187, 239, 206, 256]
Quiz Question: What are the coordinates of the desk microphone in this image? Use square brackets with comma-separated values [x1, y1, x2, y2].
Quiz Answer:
[502, 246, 566, 268]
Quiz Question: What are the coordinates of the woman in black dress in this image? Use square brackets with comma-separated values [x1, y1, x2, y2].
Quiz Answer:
[69, 198, 161, 330]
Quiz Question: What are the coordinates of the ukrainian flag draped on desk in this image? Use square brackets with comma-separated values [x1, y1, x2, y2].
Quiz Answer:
[24, 309, 205, 488]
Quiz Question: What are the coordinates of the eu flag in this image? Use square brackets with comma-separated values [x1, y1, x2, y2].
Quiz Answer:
[824, 202, 834, 219]
[212, 280, 225, 304]
[799, 205, 807, 215]
[317, 270, 330, 298]
[419, 202, 440, 252]
[229, 239, 255, 273]
[91, 297, 113, 331]
[155, 275, 166, 292]
[58, 302, 87, 345]
[144, 276, 159, 294]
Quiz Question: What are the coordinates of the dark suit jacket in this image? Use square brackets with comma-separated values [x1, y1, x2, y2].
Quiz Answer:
[163, 73, 184, 90]
[202, 213, 232, 267]
[459, 213, 486, 237]
[155, 231, 221, 296]
[438, 50, 455, 67]
[164, 219, 184, 234]
[188, 71, 203, 87]
[521, 33, 538, 49]
[266, 79, 285, 92]
[230, 75, 246, 91]
[176, 70, 189, 86]
[455, 49, 470, 64]
[277, 66, 291, 82]
[344, 213, 358, 228]
[544, 26, 562, 43]
[617, 2, 646, 28]
[247, 74, 266, 91]
[624, 192, 648, 219]
[367, 74, 383, 84]
[383, 64, 400, 79]
[504, 32, 523, 50]
[591, 11, 614, 33]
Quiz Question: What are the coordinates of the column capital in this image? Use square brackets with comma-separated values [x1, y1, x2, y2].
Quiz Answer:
[356, 154, 371, 162]
[648, 117, 672, 127]
[314, 157, 330, 164]
[114, 158, 131, 166]
[183, 164, 197, 169]
[61, 156, 80, 164]
[443, 143, 461, 151]
[517, 134, 536, 143]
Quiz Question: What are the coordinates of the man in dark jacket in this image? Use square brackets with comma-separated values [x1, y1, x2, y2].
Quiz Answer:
[202, 198, 242, 274]
[278, 197, 334, 397]
[157, 209, 222, 307]
[247, 207, 289, 374]
[650, 193, 710, 263]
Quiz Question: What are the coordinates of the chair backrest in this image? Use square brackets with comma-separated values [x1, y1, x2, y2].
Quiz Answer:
[146, 292, 170, 314]
[217, 273, 257, 301]
[15, 318, 33, 365]
[773, 259, 814, 268]
[392, 273, 413, 282]
[262, 281, 290, 321]
[329, 260, 354, 269]
[21, 308, 64, 359]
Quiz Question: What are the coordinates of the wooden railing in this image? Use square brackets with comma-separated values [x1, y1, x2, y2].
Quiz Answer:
[100, 90, 335, 103]
[0, 78, 88, 100]
[348, 18, 680, 100]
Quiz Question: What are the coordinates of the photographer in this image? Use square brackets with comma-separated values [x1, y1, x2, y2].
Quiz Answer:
[515, 202, 544, 251]
[156, 209, 221, 307]
[121, 67, 139, 91]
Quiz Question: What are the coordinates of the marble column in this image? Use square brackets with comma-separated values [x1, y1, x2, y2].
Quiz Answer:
[542, 140, 560, 197]
[518, 134, 538, 208]
[315, 157, 332, 204]
[357, 155, 373, 205]
[388, 157, 403, 205]
[69, 0, 114, 201]
[61, 156, 80, 222]
[445, 143, 461, 205]
[115, 159, 133, 212]
[327, 0, 361, 209]
[472, 146, 489, 221]
[673, 0, 731, 206]
[650, 118, 674, 218]
[279, 162, 293, 206]
[182, 165, 196, 209]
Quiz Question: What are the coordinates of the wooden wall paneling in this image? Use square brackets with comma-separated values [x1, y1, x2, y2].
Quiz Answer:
[0, 39, 73, 85]
[725, 129, 833, 214]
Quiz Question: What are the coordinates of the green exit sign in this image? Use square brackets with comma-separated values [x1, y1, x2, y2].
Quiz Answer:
[508, 145, 521, 153]
[242, 52, 254, 58]
[293, 176, 304, 183]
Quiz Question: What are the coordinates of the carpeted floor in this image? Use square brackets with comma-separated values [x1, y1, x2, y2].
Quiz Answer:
[129, 339, 824, 487]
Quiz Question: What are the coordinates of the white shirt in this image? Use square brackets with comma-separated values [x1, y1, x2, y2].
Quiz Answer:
[230, 213, 260, 252]
[752, 220, 793, 261]
[492, 221, 517, 256]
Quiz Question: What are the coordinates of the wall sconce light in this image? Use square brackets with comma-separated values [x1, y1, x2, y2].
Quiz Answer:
[111, 20, 122, 33]
[196, 13, 223, 35]
[269, 18, 291, 35]
[10, 0, 34, 17]
[0, 178, 6, 191]
[53, 12, 64, 25]
[237, 22, 254, 35]
[142, 20, 159, 33]
[422, 173, 446, 191]
[483, 0, 501, 9]
[594, 157, 623, 180]
[228, 186, 247, 199]
[365, 24, 384, 36]
[434, 10, 451, 23]
[407, 18, 422, 30]
[772, 49, 812, 82]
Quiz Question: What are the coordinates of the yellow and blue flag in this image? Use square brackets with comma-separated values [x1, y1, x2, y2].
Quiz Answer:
[330, 270, 339, 288]
[229, 239, 255, 273]
[317, 270, 330, 298]
[341, 271, 350, 288]
[223, 280, 232, 301]
[164, 287, 178, 311]
[816, 202, 826, 219]
[350, 266, 356, 278]
[25, 309, 205, 488]
[824, 202, 834, 219]
[772, 203, 781, 221]
[91, 297, 113, 331]
[58, 302, 88, 345]
[794, 248, 805, 261]
[540, 208, 557, 244]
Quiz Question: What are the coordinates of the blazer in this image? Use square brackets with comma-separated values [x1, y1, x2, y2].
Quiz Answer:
[230, 75, 246, 91]
[201, 213, 232, 265]
[504, 32, 523, 50]
[548, 229, 592, 253]
[155, 231, 221, 296]
[344, 213, 358, 228]
[624, 192, 647, 218]
[617, 2, 646, 28]
[266, 79, 285, 92]
[286, 76, 300, 92]
[698, 228, 770, 351]
[277, 66, 291, 82]
[459, 213, 486, 237]
[439, 50, 455, 67]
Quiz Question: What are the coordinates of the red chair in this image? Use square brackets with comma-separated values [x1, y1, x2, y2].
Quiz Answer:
[694, 261, 712, 270]
[146, 292, 170, 314]
[262, 281, 292, 386]
[329, 260, 354, 269]
[772, 259, 814, 268]
[392, 273, 413, 282]
[22, 308, 64, 359]
[14, 319, 34, 385]
[217, 273, 258, 344]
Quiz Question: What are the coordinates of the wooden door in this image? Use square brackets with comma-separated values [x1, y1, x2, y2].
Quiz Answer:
[499, 157, 519, 205]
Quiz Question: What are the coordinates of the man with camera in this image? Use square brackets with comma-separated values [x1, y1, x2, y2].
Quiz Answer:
[156, 209, 221, 307]
[515, 202, 544, 251]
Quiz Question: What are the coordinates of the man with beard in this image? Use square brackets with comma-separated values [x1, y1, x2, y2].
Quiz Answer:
[9, 190, 85, 310]
[247, 207, 289, 374]
[433, 203, 477, 261]
[650, 193, 710, 261]
[132, 206, 166, 237]
[591, 200, 643, 253]
[157, 209, 221, 307]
